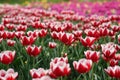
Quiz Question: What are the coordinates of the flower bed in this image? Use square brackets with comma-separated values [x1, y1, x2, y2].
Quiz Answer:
[0, 2, 120, 80]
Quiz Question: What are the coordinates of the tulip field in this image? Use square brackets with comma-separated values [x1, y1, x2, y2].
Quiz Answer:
[0, 0, 120, 80]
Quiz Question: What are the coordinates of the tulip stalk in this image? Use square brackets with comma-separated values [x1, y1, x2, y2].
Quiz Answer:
[89, 63, 94, 80]
[61, 44, 67, 56]
[1, 40, 6, 50]
[83, 73, 87, 80]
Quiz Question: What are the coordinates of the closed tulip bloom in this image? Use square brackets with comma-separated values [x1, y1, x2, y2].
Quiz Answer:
[7, 39, 16, 46]
[51, 31, 59, 40]
[32, 22, 46, 29]
[7, 31, 15, 39]
[30, 68, 47, 79]
[59, 32, 74, 45]
[109, 59, 118, 67]
[101, 43, 117, 59]
[105, 66, 120, 78]
[109, 30, 115, 36]
[50, 24, 65, 32]
[49, 57, 70, 78]
[0, 31, 8, 39]
[0, 24, 4, 31]
[111, 25, 120, 32]
[26, 45, 42, 57]
[48, 42, 57, 48]
[50, 61, 71, 77]
[79, 36, 96, 47]
[0, 51, 15, 64]
[6, 24, 15, 30]
[73, 58, 92, 73]
[27, 31, 38, 37]
[38, 29, 47, 38]
[16, 25, 27, 31]
[0, 68, 18, 80]
[32, 21, 41, 29]
[15, 31, 25, 39]
[73, 30, 82, 40]
[102, 54, 110, 62]
[84, 29, 100, 38]
[20, 36, 36, 46]
[99, 27, 109, 37]
[84, 50, 100, 62]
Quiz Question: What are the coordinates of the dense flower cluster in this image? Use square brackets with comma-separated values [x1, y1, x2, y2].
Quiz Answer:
[0, 1, 120, 80]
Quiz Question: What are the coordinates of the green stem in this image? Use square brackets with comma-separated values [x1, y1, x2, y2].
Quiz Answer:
[33, 57, 35, 68]
[15, 39, 25, 68]
[77, 74, 81, 80]
[61, 44, 66, 56]
[83, 73, 87, 80]
[2, 40, 6, 50]
[89, 63, 94, 80]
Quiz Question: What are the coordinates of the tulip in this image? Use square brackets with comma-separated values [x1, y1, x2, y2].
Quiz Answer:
[48, 42, 57, 49]
[0, 31, 8, 39]
[32, 21, 41, 29]
[91, 21, 101, 27]
[105, 66, 120, 78]
[0, 68, 18, 80]
[111, 25, 120, 32]
[15, 31, 25, 39]
[15, 25, 27, 31]
[63, 21, 73, 31]
[59, 32, 74, 45]
[101, 43, 117, 59]
[2, 18, 10, 25]
[73, 58, 92, 73]
[109, 30, 115, 36]
[109, 59, 118, 67]
[20, 36, 36, 46]
[30, 68, 47, 79]
[38, 29, 47, 38]
[26, 45, 42, 57]
[0, 51, 15, 64]
[51, 31, 59, 40]
[99, 27, 109, 37]
[7, 39, 16, 46]
[79, 36, 96, 47]
[49, 57, 70, 78]
[102, 54, 110, 62]
[32, 22, 47, 29]
[6, 24, 15, 30]
[84, 50, 100, 62]
[73, 30, 82, 40]
[50, 23, 65, 32]
[84, 29, 100, 38]
[0, 24, 4, 31]
[6, 31, 15, 39]
[27, 31, 38, 37]
[49, 61, 71, 77]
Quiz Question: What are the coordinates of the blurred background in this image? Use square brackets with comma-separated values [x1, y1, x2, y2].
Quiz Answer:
[0, 0, 119, 4]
